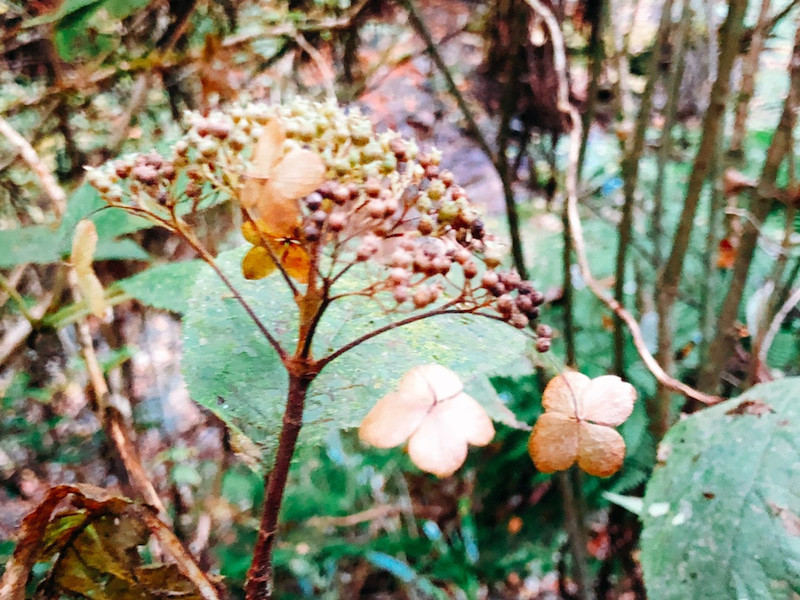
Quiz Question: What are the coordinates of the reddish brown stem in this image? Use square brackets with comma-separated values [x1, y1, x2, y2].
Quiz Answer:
[245, 374, 312, 600]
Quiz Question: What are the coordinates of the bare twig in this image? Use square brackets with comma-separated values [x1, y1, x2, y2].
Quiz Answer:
[522, 0, 721, 405]
[730, 0, 773, 155]
[614, 0, 675, 376]
[655, 0, 747, 405]
[652, 0, 692, 268]
[699, 18, 800, 392]
[294, 32, 337, 101]
[0, 116, 67, 213]
[67, 270, 169, 520]
[758, 285, 800, 367]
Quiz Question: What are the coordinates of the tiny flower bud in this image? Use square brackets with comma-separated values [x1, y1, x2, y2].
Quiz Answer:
[390, 249, 413, 268]
[393, 286, 410, 304]
[368, 200, 386, 219]
[364, 178, 382, 197]
[453, 248, 471, 264]
[481, 271, 499, 289]
[418, 217, 434, 236]
[333, 184, 350, 205]
[462, 260, 478, 279]
[389, 268, 410, 285]
[303, 224, 320, 242]
[311, 209, 328, 225]
[132, 165, 159, 185]
[432, 256, 452, 274]
[510, 312, 530, 329]
[536, 338, 552, 352]
[305, 192, 323, 211]
[496, 294, 515, 315]
[413, 287, 434, 309]
[328, 212, 346, 232]
[536, 324, 552, 338]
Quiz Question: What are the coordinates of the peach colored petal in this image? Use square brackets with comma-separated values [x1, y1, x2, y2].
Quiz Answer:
[448, 393, 495, 446]
[577, 422, 626, 477]
[255, 182, 300, 239]
[250, 119, 284, 175]
[397, 364, 463, 404]
[542, 372, 590, 418]
[359, 392, 431, 449]
[407, 405, 469, 477]
[272, 149, 326, 201]
[528, 413, 578, 473]
[579, 376, 636, 426]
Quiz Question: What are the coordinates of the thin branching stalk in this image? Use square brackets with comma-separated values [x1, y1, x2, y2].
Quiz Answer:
[698, 19, 800, 393]
[614, 0, 675, 376]
[577, 0, 606, 176]
[729, 0, 773, 156]
[557, 470, 591, 600]
[652, 0, 747, 429]
[651, 0, 691, 268]
[522, 0, 720, 405]
[696, 140, 726, 367]
[562, 204, 577, 367]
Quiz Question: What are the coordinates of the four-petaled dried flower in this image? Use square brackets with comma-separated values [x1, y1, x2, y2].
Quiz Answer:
[359, 365, 495, 478]
[528, 372, 636, 477]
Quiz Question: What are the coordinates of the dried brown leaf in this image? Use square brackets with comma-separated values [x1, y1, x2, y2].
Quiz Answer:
[0, 485, 219, 600]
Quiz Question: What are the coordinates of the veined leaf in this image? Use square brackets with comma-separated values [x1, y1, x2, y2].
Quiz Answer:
[641, 378, 800, 599]
[181, 248, 529, 466]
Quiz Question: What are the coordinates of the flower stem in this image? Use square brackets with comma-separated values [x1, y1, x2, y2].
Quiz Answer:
[244, 373, 312, 600]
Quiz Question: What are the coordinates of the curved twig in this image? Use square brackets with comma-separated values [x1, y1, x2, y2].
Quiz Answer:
[521, 0, 722, 405]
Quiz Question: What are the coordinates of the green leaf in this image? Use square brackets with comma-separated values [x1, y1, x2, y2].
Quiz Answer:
[58, 184, 153, 243]
[0, 226, 147, 268]
[182, 248, 529, 465]
[23, 0, 103, 27]
[641, 378, 800, 600]
[0, 225, 61, 268]
[118, 261, 207, 313]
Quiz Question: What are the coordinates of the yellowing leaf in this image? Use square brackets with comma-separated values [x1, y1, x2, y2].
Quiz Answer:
[71, 220, 98, 271]
[274, 240, 310, 284]
[71, 220, 106, 318]
[242, 246, 277, 280]
[528, 372, 635, 477]
[359, 364, 495, 478]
